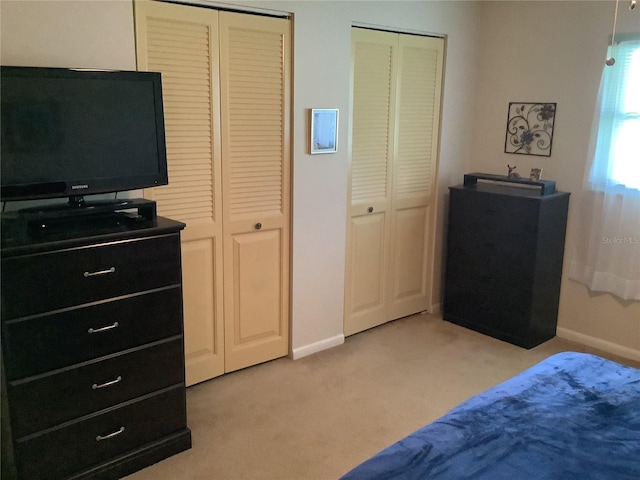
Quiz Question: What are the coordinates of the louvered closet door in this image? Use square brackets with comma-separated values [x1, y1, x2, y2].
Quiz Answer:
[345, 28, 444, 336]
[344, 29, 397, 336]
[135, 1, 224, 385]
[387, 34, 444, 320]
[219, 12, 290, 373]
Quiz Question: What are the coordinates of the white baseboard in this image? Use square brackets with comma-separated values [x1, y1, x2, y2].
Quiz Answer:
[556, 327, 640, 362]
[291, 334, 344, 360]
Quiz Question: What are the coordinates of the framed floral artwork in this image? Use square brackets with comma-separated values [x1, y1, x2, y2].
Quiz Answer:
[504, 102, 556, 157]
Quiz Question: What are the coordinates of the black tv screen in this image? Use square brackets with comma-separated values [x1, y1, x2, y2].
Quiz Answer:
[1, 66, 168, 201]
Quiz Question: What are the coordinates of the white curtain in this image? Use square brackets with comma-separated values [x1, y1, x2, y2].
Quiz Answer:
[569, 36, 640, 301]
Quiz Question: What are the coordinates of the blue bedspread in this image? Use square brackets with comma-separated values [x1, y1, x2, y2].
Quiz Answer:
[341, 352, 640, 480]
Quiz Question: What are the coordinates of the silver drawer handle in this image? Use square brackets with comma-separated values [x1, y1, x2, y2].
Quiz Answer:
[88, 322, 119, 334]
[92, 376, 122, 390]
[96, 426, 125, 442]
[84, 267, 116, 278]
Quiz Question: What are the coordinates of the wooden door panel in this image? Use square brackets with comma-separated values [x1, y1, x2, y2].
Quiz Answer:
[224, 228, 287, 372]
[135, 0, 224, 385]
[136, 1, 222, 224]
[181, 237, 224, 385]
[344, 213, 387, 336]
[393, 36, 442, 205]
[139, 4, 291, 378]
[138, 3, 290, 380]
[388, 34, 443, 320]
[219, 12, 290, 372]
[349, 31, 396, 210]
[219, 12, 290, 224]
[345, 28, 396, 336]
[388, 205, 429, 319]
[347, 28, 444, 333]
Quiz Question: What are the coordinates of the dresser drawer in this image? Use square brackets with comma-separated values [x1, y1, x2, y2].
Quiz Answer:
[14, 386, 187, 480]
[449, 190, 539, 236]
[2, 287, 183, 380]
[448, 233, 536, 263]
[8, 338, 185, 439]
[446, 247, 535, 284]
[1, 233, 182, 320]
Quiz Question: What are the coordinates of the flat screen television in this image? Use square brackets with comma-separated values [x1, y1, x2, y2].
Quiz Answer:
[0, 66, 168, 205]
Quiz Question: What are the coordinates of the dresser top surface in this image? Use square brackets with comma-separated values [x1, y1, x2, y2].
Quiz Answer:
[1, 215, 185, 257]
[450, 182, 570, 200]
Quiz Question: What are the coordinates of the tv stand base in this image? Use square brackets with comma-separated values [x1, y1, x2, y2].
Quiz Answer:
[20, 198, 157, 222]
[1, 199, 159, 246]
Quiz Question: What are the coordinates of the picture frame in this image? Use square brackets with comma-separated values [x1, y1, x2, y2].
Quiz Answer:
[529, 167, 543, 181]
[504, 102, 556, 157]
[310, 108, 338, 154]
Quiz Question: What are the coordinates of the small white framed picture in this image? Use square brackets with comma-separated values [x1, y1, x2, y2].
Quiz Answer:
[310, 108, 338, 154]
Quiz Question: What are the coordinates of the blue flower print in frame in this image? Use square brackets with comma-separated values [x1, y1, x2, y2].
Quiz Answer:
[505, 102, 556, 157]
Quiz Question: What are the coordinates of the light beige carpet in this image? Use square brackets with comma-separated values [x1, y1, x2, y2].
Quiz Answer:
[126, 313, 639, 480]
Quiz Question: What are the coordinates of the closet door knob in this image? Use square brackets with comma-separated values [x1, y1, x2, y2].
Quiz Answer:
[368, 207, 374, 213]
[255, 223, 262, 230]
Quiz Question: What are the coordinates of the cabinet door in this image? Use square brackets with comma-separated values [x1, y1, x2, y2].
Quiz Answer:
[219, 12, 291, 372]
[344, 28, 397, 335]
[135, 0, 225, 384]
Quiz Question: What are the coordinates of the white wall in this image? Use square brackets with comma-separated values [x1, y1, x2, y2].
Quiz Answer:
[1, 0, 481, 358]
[0, 0, 138, 210]
[471, 1, 640, 358]
[242, 0, 481, 356]
[0, 0, 136, 70]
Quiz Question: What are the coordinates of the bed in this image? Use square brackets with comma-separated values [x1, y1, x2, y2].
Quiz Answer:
[341, 352, 640, 480]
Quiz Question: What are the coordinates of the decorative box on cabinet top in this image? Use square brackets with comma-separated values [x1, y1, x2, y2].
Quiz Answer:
[444, 174, 570, 349]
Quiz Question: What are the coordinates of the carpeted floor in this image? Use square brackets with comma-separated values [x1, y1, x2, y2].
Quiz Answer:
[126, 313, 639, 480]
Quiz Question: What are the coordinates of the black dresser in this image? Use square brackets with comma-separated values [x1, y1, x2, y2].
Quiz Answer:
[444, 174, 570, 348]
[1, 215, 191, 479]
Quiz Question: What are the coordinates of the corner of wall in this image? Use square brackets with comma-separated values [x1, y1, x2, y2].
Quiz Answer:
[556, 327, 640, 362]
[291, 334, 345, 360]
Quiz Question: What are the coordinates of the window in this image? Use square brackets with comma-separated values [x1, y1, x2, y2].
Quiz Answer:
[591, 35, 640, 190]
[569, 34, 640, 301]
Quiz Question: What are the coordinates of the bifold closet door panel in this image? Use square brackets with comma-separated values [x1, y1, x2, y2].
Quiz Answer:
[219, 12, 291, 373]
[344, 28, 397, 335]
[135, 0, 225, 384]
[137, 2, 292, 379]
[344, 213, 388, 336]
[387, 34, 444, 320]
[346, 29, 444, 335]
